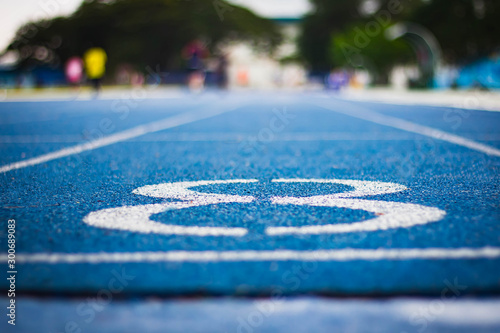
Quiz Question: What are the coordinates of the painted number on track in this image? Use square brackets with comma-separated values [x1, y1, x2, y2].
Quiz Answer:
[84, 179, 446, 237]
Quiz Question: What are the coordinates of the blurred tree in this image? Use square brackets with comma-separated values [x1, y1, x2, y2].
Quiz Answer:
[410, 0, 500, 64]
[7, 0, 282, 74]
[298, 0, 363, 72]
[298, 0, 421, 72]
[330, 25, 413, 84]
[300, 0, 499, 72]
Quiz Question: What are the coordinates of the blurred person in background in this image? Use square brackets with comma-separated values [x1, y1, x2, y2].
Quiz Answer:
[83, 47, 107, 93]
[215, 53, 229, 90]
[183, 40, 209, 92]
[326, 69, 350, 92]
[65, 57, 83, 88]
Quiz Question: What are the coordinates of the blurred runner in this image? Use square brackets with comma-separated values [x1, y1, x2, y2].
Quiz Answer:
[182, 40, 208, 92]
[65, 57, 83, 87]
[326, 69, 350, 91]
[215, 54, 229, 89]
[83, 47, 107, 93]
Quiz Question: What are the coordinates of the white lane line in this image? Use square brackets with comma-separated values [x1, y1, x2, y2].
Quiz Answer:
[14, 247, 500, 263]
[0, 132, 421, 143]
[3, 132, 499, 144]
[0, 103, 239, 174]
[313, 98, 500, 157]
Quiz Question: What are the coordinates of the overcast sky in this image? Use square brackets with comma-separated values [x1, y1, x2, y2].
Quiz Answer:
[0, 0, 311, 52]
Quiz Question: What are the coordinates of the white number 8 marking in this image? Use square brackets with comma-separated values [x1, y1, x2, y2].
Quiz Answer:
[83, 179, 446, 237]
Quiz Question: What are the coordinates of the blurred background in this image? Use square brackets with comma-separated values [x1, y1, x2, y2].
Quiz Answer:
[0, 0, 499, 92]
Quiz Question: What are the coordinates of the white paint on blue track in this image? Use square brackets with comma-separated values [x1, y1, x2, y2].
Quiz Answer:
[1, 97, 499, 175]
[0, 101, 241, 174]
[314, 98, 500, 157]
[2, 132, 499, 143]
[15, 247, 500, 263]
[84, 179, 258, 236]
[272, 178, 445, 235]
[83, 179, 444, 237]
[15, 177, 496, 264]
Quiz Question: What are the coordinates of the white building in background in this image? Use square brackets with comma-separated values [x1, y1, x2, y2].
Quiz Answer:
[223, 18, 307, 89]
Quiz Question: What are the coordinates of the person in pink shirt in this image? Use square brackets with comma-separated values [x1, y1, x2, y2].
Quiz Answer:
[65, 57, 84, 86]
